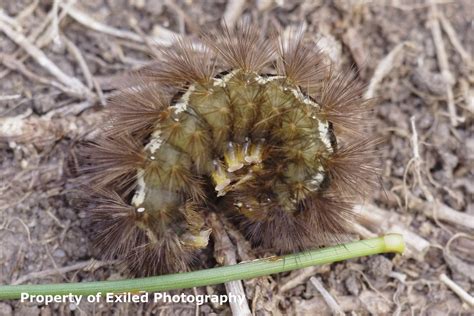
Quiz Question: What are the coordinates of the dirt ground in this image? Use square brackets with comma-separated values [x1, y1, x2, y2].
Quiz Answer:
[0, 0, 473, 315]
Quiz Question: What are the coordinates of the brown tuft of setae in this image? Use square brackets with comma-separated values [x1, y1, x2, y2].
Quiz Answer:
[81, 23, 381, 276]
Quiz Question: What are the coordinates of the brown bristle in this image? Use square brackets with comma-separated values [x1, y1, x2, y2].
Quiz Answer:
[276, 27, 326, 90]
[141, 38, 215, 87]
[82, 134, 146, 191]
[319, 69, 375, 136]
[88, 190, 196, 276]
[203, 23, 275, 72]
[325, 137, 384, 199]
[104, 83, 171, 139]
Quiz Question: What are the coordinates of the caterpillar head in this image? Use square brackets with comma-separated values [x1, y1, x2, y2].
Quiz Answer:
[81, 24, 381, 276]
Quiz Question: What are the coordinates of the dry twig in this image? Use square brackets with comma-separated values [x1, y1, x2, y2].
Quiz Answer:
[407, 194, 474, 231]
[429, 1, 464, 126]
[0, 54, 79, 97]
[164, 0, 200, 34]
[0, 0, 70, 80]
[14, 0, 39, 22]
[209, 213, 251, 316]
[438, 12, 472, 66]
[444, 233, 474, 282]
[365, 42, 412, 99]
[63, 35, 94, 89]
[0, 94, 21, 101]
[439, 273, 474, 307]
[404, 116, 434, 203]
[0, 16, 92, 98]
[222, 0, 247, 28]
[0, 9, 22, 31]
[0, 110, 104, 145]
[309, 277, 344, 316]
[224, 225, 277, 314]
[60, 4, 179, 46]
[279, 266, 326, 293]
[12, 260, 117, 285]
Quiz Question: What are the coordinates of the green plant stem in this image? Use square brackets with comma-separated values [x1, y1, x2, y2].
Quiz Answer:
[0, 234, 404, 300]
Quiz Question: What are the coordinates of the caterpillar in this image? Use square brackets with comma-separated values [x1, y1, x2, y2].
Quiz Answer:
[82, 24, 381, 277]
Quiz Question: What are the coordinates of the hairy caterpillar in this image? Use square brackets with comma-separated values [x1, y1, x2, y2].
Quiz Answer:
[82, 24, 381, 277]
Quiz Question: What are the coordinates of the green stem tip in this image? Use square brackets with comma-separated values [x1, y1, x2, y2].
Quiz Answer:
[0, 234, 404, 300]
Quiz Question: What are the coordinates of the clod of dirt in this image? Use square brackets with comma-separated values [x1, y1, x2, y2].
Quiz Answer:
[411, 66, 450, 96]
[366, 255, 394, 279]
[0, 302, 13, 316]
[11, 304, 40, 316]
[345, 274, 361, 296]
[359, 290, 392, 315]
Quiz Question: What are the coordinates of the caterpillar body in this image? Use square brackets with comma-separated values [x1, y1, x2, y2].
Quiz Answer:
[83, 25, 380, 276]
